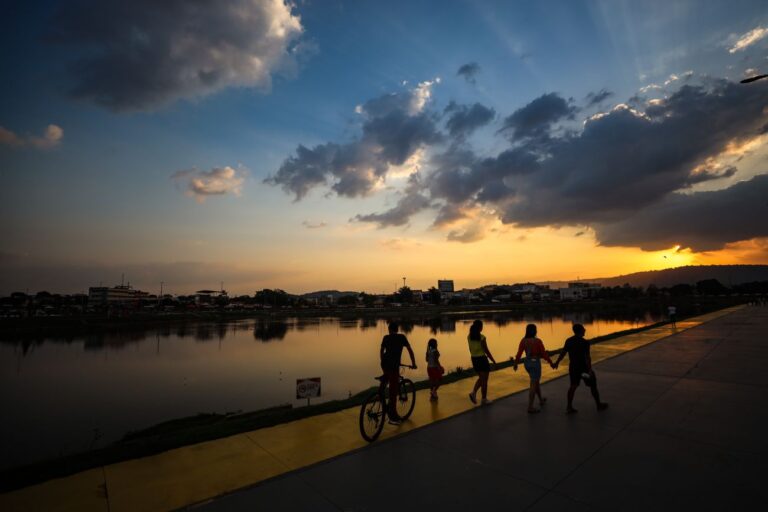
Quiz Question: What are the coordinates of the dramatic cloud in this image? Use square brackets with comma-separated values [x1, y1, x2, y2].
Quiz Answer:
[426, 79, 767, 249]
[457, 62, 481, 84]
[499, 93, 576, 142]
[354, 173, 431, 227]
[266, 81, 442, 199]
[0, 124, 63, 149]
[585, 89, 614, 108]
[444, 102, 495, 138]
[729, 26, 768, 53]
[499, 81, 768, 229]
[269, 74, 767, 253]
[172, 166, 246, 202]
[595, 175, 768, 251]
[50, 0, 304, 111]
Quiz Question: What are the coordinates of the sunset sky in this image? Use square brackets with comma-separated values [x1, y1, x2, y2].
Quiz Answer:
[1, 0, 767, 295]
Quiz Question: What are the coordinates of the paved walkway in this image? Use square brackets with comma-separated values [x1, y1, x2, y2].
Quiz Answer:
[3, 306, 761, 511]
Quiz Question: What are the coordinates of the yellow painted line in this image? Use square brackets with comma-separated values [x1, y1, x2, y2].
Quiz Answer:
[104, 434, 287, 512]
[0, 306, 744, 512]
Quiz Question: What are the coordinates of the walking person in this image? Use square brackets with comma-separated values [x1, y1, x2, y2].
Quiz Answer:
[380, 322, 417, 424]
[513, 324, 555, 413]
[553, 324, 608, 414]
[426, 338, 444, 401]
[468, 320, 497, 405]
[667, 304, 677, 327]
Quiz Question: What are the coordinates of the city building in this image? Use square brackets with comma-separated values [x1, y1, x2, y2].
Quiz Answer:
[558, 282, 602, 301]
[438, 280, 454, 293]
[88, 285, 149, 306]
[194, 289, 228, 304]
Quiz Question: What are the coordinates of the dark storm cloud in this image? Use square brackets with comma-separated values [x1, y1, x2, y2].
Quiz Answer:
[585, 88, 614, 108]
[499, 93, 577, 141]
[269, 76, 767, 252]
[425, 145, 535, 209]
[595, 174, 768, 251]
[499, 80, 768, 230]
[353, 175, 431, 228]
[266, 86, 442, 199]
[457, 62, 481, 84]
[49, 0, 304, 111]
[444, 102, 495, 138]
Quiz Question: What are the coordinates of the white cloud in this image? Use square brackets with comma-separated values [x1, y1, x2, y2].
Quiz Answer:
[0, 124, 63, 149]
[172, 166, 247, 202]
[729, 26, 768, 53]
[639, 83, 662, 94]
[302, 220, 327, 229]
[409, 78, 440, 114]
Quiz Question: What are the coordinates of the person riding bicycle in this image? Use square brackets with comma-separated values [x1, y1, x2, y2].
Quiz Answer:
[380, 321, 417, 424]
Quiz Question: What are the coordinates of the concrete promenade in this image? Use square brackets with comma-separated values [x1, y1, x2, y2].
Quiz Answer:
[197, 305, 765, 511]
[2, 305, 763, 511]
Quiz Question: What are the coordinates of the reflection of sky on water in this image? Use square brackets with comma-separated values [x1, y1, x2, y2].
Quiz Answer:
[0, 310, 658, 469]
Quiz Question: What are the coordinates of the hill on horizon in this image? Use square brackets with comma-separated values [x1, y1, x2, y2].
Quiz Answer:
[584, 265, 768, 288]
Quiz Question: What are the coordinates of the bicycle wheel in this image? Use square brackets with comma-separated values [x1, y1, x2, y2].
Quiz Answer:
[395, 378, 416, 420]
[359, 390, 386, 442]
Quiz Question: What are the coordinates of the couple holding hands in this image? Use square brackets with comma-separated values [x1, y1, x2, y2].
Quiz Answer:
[513, 323, 608, 414]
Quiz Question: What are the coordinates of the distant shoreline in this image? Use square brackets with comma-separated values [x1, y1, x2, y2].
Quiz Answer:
[0, 296, 729, 338]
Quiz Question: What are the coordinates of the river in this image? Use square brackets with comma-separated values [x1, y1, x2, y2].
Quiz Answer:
[0, 309, 660, 469]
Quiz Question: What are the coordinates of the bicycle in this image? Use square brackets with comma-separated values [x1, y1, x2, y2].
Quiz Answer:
[358, 364, 416, 442]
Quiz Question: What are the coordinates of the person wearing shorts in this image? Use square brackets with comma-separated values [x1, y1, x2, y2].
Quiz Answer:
[467, 320, 497, 405]
[553, 323, 608, 414]
[513, 324, 555, 413]
[426, 338, 444, 401]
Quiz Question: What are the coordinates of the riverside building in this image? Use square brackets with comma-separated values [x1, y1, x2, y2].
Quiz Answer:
[88, 284, 149, 306]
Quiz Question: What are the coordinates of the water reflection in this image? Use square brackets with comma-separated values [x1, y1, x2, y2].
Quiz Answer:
[253, 320, 288, 342]
[338, 319, 359, 329]
[0, 310, 656, 352]
[360, 318, 377, 330]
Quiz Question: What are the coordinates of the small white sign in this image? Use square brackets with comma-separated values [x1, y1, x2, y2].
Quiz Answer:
[296, 377, 321, 399]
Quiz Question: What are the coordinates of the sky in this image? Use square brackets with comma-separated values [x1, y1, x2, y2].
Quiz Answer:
[1, 0, 767, 295]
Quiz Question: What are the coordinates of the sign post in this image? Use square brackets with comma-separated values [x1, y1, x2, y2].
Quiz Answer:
[296, 377, 321, 406]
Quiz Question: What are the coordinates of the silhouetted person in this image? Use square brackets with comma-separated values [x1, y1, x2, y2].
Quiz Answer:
[380, 321, 416, 424]
[513, 323, 555, 413]
[553, 324, 608, 414]
[426, 338, 444, 401]
[667, 305, 677, 327]
[468, 320, 497, 405]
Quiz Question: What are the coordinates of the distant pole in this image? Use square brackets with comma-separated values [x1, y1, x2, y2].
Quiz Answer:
[402, 276, 406, 288]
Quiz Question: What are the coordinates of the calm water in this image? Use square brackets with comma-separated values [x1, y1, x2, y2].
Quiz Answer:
[0, 310, 659, 469]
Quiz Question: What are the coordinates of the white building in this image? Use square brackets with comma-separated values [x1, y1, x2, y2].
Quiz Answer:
[559, 282, 602, 301]
[88, 285, 148, 305]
